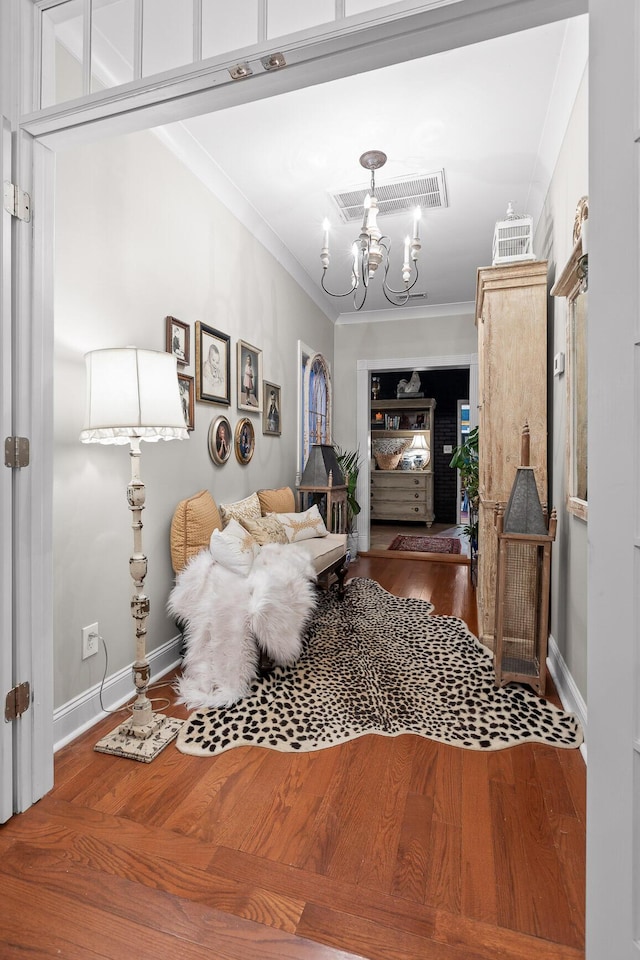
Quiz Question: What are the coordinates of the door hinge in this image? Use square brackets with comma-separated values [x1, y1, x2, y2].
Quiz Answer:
[4, 436, 29, 468]
[5, 682, 30, 722]
[3, 181, 31, 222]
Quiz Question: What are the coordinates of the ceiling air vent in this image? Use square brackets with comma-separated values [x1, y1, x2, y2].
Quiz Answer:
[330, 169, 448, 223]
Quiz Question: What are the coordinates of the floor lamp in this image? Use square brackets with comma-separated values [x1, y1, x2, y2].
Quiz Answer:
[80, 347, 188, 761]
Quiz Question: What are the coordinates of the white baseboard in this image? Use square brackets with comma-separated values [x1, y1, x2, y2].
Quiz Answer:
[53, 634, 183, 752]
[547, 632, 588, 763]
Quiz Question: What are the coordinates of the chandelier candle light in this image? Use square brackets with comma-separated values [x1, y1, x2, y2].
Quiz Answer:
[80, 347, 188, 761]
[321, 151, 422, 310]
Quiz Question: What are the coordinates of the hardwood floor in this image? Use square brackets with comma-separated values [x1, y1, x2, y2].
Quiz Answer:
[0, 557, 585, 960]
[368, 520, 467, 552]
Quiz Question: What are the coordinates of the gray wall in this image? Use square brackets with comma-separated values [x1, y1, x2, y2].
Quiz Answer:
[535, 68, 588, 702]
[54, 128, 333, 709]
[332, 311, 477, 451]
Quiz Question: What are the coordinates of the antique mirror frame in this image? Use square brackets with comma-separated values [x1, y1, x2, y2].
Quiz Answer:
[551, 197, 588, 521]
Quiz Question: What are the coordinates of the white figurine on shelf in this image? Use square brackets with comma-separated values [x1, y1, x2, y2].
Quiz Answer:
[397, 370, 422, 398]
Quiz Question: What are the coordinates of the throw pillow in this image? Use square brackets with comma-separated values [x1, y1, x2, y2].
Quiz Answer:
[170, 489, 222, 574]
[272, 504, 328, 543]
[209, 518, 260, 575]
[219, 491, 261, 528]
[240, 514, 289, 546]
[257, 486, 296, 515]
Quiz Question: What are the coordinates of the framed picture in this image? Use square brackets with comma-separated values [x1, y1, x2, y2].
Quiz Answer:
[236, 339, 262, 412]
[234, 417, 255, 465]
[208, 415, 232, 466]
[177, 373, 195, 431]
[196, 322, 231, 405]
[262, 381, 281, 436]
[166, 316, 189, 366]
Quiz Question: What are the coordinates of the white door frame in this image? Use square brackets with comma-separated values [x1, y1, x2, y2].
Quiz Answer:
[1, 115, 15, 823]
[355, 354, 478, 553]
[14, 133, 56, 813]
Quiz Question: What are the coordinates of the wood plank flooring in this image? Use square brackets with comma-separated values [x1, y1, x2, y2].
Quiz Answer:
[0, 557, 585, 959]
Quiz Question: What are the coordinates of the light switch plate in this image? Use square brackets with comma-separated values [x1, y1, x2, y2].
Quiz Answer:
[443, 444, 453, 454]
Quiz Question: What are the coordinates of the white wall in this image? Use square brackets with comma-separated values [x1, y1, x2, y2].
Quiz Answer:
[535, 68, 588, 701]
[332, 310, 477, 450]
[53, 127, 333, 710]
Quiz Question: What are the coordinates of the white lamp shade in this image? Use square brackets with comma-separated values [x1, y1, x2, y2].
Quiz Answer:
[409, 433, 429, 451]
[80, 347, 189, 444]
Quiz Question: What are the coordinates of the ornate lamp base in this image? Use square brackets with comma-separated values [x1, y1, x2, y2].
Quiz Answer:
[94, 713, 183, 763]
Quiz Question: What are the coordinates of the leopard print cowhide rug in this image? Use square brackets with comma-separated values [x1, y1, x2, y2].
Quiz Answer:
[176, 578, 583, 756]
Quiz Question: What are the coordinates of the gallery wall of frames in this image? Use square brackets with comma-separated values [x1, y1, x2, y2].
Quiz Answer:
[165, 315, 281, 467]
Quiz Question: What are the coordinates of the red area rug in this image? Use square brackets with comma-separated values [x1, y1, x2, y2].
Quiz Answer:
[388, 535, 462, 555]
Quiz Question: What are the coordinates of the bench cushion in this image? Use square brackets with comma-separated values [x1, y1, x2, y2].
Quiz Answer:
[294, 533, 347, 575]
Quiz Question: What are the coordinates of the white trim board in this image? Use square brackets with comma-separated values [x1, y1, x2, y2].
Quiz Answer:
[53, 635, 183, 752]
[548, 631, 587, 763]
[336, 301, 476, 325]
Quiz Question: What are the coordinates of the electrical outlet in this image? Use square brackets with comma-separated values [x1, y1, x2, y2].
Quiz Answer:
[82, 622, 99, 660]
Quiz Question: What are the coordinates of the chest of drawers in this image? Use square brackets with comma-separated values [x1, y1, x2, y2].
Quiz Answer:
[370, 469, 434, 526]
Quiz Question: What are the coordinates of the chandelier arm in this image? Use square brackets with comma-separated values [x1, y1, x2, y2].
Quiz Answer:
[352, 283, 369, 310]
[321, 270, 359, 299]
[381, 284, 410, 307]
[381, 257, 420, 297]
[359, 247, 370, 290]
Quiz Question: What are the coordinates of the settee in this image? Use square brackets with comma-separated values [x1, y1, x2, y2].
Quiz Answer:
[170, 485, 349, 597]
[168, 486, 349, 706]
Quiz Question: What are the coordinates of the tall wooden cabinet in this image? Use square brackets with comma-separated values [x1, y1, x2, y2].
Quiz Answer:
[475, 260, 548, 648]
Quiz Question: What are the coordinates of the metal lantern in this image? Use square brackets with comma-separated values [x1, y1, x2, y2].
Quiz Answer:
[493, 425, 556, 695]
[492, 202, 535, 265]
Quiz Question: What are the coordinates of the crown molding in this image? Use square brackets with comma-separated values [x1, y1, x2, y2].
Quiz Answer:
[337, 301, 475, 324]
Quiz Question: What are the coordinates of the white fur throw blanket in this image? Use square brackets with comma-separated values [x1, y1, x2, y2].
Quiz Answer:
[168, 543, 318, 710]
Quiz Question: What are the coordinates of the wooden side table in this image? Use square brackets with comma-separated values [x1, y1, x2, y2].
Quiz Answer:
[298, 474, 347, 534]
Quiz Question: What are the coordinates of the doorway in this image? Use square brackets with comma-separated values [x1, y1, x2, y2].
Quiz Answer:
[356, 356, 478, 554]
[368, 367, 470, 551]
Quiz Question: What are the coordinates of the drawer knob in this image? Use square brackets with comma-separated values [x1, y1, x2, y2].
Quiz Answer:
[414, 493, 419, 499]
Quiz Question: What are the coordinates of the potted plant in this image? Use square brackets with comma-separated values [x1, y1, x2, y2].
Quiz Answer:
[449, 425, 479, 550]
[334, 445, 362, 558]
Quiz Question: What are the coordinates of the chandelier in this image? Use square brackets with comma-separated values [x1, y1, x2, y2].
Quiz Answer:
[320, 150, 421, 311]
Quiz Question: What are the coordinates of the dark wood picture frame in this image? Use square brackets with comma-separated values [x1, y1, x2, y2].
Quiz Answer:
[196, 322, 231, 405]
[234, 417, 255, 464]
[262, 381, 281, 436]
[177, 373, 195, 431]
[236, 339, 262, 412]
[166, 316, 189, 366]
[208, 415, 232, 465]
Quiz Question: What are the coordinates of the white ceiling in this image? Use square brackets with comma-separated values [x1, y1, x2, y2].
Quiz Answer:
[162, 14, 588, 321]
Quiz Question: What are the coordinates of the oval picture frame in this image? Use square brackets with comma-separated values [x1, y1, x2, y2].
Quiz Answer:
[234, 417, 255, 465]
[208, 415, 232, 466]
